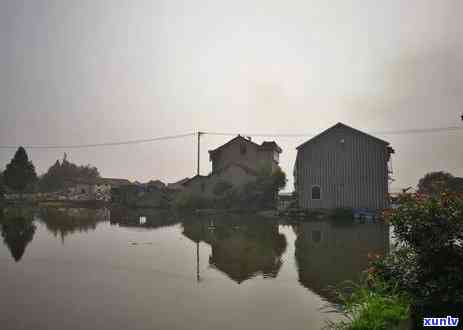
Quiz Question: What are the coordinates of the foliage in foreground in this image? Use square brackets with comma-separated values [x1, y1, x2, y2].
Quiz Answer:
[378, 192, 463, 319]
[325, 277, 410, 330]
[328, 192, 463, 329]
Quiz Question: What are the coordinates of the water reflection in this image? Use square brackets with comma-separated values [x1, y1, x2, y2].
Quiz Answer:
[39, 207, 109, 242]
[182, 215, 287, 283]
[294, 220, 389, 301]
[109, 206, 180, 229]
[0, 207, 36, 262]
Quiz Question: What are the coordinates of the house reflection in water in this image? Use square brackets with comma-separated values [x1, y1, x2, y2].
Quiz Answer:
[182, 216, 287, 283]
[0, 207, 36, 262]
[294, 220, 389, 301]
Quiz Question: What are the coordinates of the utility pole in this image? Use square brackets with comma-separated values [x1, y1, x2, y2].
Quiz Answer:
[197, 131, 202, 176]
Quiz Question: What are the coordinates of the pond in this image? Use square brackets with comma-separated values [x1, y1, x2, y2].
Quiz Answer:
[0, 206, 390, 330]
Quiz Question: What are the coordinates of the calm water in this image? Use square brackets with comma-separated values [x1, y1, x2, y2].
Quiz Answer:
[0, 207, 389, 330]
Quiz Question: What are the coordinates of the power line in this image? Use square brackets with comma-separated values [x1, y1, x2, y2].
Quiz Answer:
[0, 132, 195, 150]
[203, 125, 463, 138]
[0, 125, 462, 150]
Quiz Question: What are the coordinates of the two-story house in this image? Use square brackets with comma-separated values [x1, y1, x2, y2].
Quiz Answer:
[183, 135, 282, 197]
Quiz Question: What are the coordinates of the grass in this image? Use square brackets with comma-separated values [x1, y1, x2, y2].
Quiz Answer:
[325, 279, 411, 330]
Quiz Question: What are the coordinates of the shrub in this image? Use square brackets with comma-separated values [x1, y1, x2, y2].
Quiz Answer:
[173, 192, 209, 210]
[330, 207, 354, 220]
[213, 181, 233, 196]
[388, 193, 463, 311]
[375, 192, 463, 322]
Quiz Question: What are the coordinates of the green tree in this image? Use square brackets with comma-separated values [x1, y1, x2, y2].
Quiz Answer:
[417, 171, 453, 195]
[213, 180, 233, 196]
[375, 192, 463, 323]
[0, 171, 4, 200]
[271, 167, 287, 192]
[448, 177, 463, 193]
[3, 147, 37, 193]
[39, 154, 100, 192]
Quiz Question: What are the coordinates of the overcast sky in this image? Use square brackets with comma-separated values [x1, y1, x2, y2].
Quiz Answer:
[1, 0, 462, 191]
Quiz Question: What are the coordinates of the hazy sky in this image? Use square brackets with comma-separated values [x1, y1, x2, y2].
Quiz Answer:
[1, 0, 462, 191]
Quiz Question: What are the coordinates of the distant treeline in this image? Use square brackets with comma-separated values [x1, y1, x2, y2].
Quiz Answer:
[38, 156, 99, 192]
[0, 147, 99, 194]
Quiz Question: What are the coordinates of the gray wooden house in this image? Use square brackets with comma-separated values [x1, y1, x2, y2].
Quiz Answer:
[294, 123, 394, 210]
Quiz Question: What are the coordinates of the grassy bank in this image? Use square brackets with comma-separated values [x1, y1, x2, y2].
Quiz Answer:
[325, 278, 411, 330]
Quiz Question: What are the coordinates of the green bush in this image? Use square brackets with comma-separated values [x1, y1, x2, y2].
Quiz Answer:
[330, 207, 354, 220]
[373, 192, 463, 323]
[388, 193, 463, 313]
[213, 181, 233, 196]
[330, 192, 463, 328]
[173, 192, 209, 210]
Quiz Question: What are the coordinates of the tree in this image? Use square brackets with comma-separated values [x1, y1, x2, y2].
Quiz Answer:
[417, 171, 454, 195]
[3, 147, 37, 193]
[378, 193, 463, 321]
[240, 166, 287, 210]
[448, 177, 463, 193]
[1, 216, 36, 262]
[0, 171, 4, 200]
[213, 180, 233, 196]
[39, 154, 100, 192]
[271, 167, 287, 192]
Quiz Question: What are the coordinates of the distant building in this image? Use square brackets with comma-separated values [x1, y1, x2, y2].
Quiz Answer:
[95, 178, 132, 201]
[294, 123, 394, 210]
[183, 135, 282, 196]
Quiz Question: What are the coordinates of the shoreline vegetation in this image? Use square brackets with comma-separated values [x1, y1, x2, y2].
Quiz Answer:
[327, 192, 463, 329]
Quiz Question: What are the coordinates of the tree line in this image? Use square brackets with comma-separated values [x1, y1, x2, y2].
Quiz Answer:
[0, 147, 100, 196]
[0, 146, 461, 197]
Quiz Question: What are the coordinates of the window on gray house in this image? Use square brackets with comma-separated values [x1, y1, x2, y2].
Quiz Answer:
[311, 186, 321, 200]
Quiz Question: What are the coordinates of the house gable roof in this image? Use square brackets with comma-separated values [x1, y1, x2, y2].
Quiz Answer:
[296, 122, 390, 150]
[209, 135, 282, 157]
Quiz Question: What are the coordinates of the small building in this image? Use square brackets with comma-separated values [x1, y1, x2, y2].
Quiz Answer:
[294, 123, 394, 211]
[64, 178, 98, 200]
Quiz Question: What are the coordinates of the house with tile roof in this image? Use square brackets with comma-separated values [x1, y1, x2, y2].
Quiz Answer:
[183, 135, 283, 197]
